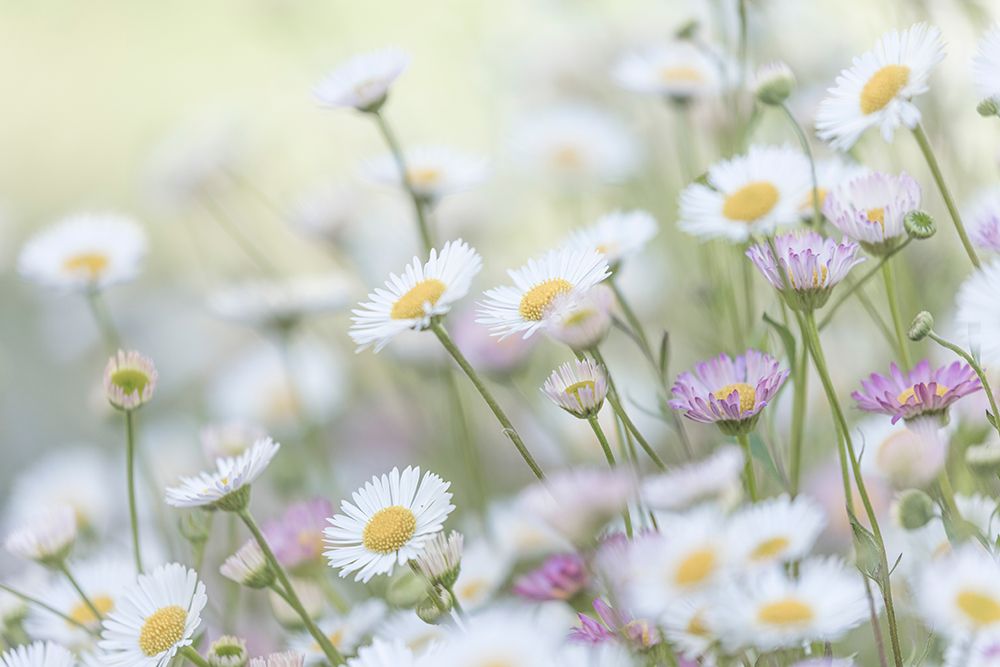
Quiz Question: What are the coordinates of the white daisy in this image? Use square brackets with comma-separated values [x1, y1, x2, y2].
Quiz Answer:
[726, 494, 826, 567]
[164, 437, 280, 511]
[350, 239, 482, 352]
[973, 23, 1000, 109]
[103, 350, 158, 411]
[347, 640, 418, 667]
[816, 23, 945, 150]
[856, 417, 947, 488]
[449, 539, 511, 611]
[823, 170, 921, 254]
[964, 187, 1000, 253]
[678, 144, 811, 242]
[411, 530, 463, 586]
[0, 642, 75, 667]
[641, 445, 745, 511]
[98, 563, 207, 667]
[918, 543, 1000, 640]
[955, 259, 1000, 368]
[613, 41, 722, 101]
[566, 209, 658, 267]
[324, 466, 454, 583]
[541, 358, 609, 419]
[292, 600, 386, 664]
[363, 146, 488, 201]
[431, 609, 560, 667]
[5, 506, 77, 566]
[477, 247, 610, 339]
[219, 539, 272, 589]
[799, 157, 869, 220]
[313, 48, 410, 112]
[711, 557, 869, 651]
[209, 274, 353, 328]
[18, 213, 147, 292]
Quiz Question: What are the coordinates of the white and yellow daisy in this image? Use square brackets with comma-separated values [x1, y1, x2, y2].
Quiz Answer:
[613, 41, 722, 101]
[678, 144, 811, 242]
[541, 358, 608, 419]
[712, 557, 869, 651]
[918, 543, 1000, 640]
[955, 259, 1000, 368]
[324, 466, 454, 583]
[566, 210, 658, 267]
[449, 538, 511, 611]
[477, 247, 610, 339]
[517, 468, 634, 544]
[209, 274, 353, 328]
[431, 609, 560, 667]
[347, 639, 418, 667]
[857, 417, 947, 488]
[5, 506, 77, 566]
[0, 642, 75, 667]
[164, 437, 280, 511]
[641, 445, 745, 511]
[726, 495, 826, 567]
[98, 563, 207, 667]
[816, 23, 945, 150]
[292, 600, 386, 664]
[363, 146, 488, 202]
[660, 594, 718, 661]
[350, 239, 482, 352]
[543, 285, 614, 352]
[973, 23, 1000, 111]
[18, 213, 147, 292]
[313, 48, 410, 112]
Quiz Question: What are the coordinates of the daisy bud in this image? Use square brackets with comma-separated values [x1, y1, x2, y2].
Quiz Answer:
[220, 539, 274, 589]
[966, 440, 1000, 475]
[248, 651, 304, 667]
[386, 570, 429, 608]
[207, 636, 248, 667]
[895, 489, 937, 530]
[545, 286, 614, 352]
[103, 350, 158, 410]
[4, 506, 77, 567]
[541, 359, 609, 419]
[753, 62, 795, 106]
[978, 96, 1000, 119]
[411, 531, 463, 588]
[904, 210, 936, 240]
[908, 311, 934, 341]
[415, 589, 452, 624]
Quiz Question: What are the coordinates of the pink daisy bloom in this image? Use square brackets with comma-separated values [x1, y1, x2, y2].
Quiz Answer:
[852, 360, 982, 424]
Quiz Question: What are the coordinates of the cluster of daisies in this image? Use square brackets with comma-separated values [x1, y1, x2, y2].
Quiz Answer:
[9, 5, 1000, 667]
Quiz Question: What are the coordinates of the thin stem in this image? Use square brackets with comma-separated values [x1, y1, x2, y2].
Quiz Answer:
[430, 321, 545, 480]
[124, 410, 144, 573]
[238, 508, 345, 666]
[371, 110, 434, 254]
[588, 415, 633, 538]
[735, 433, 758, 501]
[863, 576, 890, 667]
[58, 562, 103, 622]
[881, 260, 912, 368]
[818, 239, 912, 330]
[180, 646, 212, 667]
[0, 582, 97, 635]
[780, 103, 822, 227]
[609, 278, 651, 354]
[199, 196, 279, 274]
[86, 290, 121, 352]
[928, 329, 1000, 438]
[789, 345, 808, 496]
[911, 123, 981, 269]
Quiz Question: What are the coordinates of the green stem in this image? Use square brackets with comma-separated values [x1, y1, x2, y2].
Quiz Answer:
[124, 410, 143, 574]
[0, 582, 97, 635]
[199, 196, 279, 274]
[740, 243, 756, 334]
[587, 415, 633, 538]
[735, 433, 758, 501]
[58, 563, 102, 622]
[86, 290, 121, 352]
[430, 321, 544, 480]
[789, 345, 808, 496]
[881, 260, 912, 368]
[928, 330, 1000, 438]
[780, 103, 822, 227]
[911, 123, 981, 269]
[818, 239, 911, 330]
[371, 110, 434, 254]
[180, 646, 212, 667]
[238, 508, 345, 666]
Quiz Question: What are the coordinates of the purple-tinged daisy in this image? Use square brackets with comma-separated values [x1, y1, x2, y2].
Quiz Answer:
[746, 231, 865, 311]
[262, 498, 333, 571]
[513, 553, 588, 602]
[670, 350, 789, 436]
[823, 171, 921, 255]
[852, 360, 982, 425]
[570, 598, 660, 648]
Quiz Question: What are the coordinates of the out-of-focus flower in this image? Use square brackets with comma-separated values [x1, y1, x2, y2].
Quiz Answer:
[641, 445, 744, 511]
[288, 183, 358, 243]
[268, 577, 324, 626]
[345, 640, 417, 667]
[5, 506, 77, 566]
[711, 558, 869, 651]
[518, 468, 634, 544]
[726, 494, 826, 567]
[678, 145, 810, 242]
[247, 651, 304, 667]
[799, 157, 869, 219]
[97, 563, 207, 667]
[956, 259, 1000, 368]
[918, 544, 1000, 640]
[363, 146, 488, 202]
[965, 188, 1000, 252]
[478, 247, 610, 339]
[199, 421, 267, 461]
[541, 358, 608, 419]
[220, 539, 273, 589]
[209, 274, 353, 329]
[164, 437, 280, 511]
[660, 596, 714, 659]
[0, 642, 75, 667]
[816, 23, 944, 149]
[411, 530, 463, 588]
[857, 417, 947, 487]
[566, 210, 657, 269]
[752, 61, 795, 106]
[852, 360, 982, 425]
[544, 285, 614, 352]
[324, 466, 454, 583]
[262, 498, 332, 571]
[613, 41, 722, 102]
[350, 239, 482, 352]
[823, 171, 921, 254]
[430, 609, 560, 666]
[18, 213, 147, 293]
[449, 539, 511, 611]
[746, 231, 865, 311]
[670, 349, 788, 435]
[291, 600, 386, 663]
[513, 553, 588, 601]
[313, 48, 410, 112]
[373, 611, 445, 655]
[103, 350, 158, 411]
[571, 598, 659, 648]
[973, 23, 1000, 114]
[451, 308, 537, 375]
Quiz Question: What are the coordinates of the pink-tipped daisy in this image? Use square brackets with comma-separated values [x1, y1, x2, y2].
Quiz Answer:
[823, 171, 921, 255]
[103, 350, 158, 411]
[852, 360, 982, 425]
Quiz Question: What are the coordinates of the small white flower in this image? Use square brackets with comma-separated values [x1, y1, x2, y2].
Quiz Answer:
[566, 209, 658, 266]
[964, 187, 1000, 253]
[541, 358, 609, 418]
[0, 642, 75, 667]
[313, 48, 410, 112]
[164, 437, 280, 511]
[857, 417, 947, 488]
[219, 539, 272, 589]
[5, 506, 77, 565]
[363, 146, 488, 201]
[248, 652, 304, 667]
[374, 611, 446, 655]
[347, 640, 418, 667]
[955, 259, 1000, 369]
[726, 494, 826, 567]
[823, 170, 921, 253]
[431, 609, 560, 667]
[918, 543, 1000, 641]
[449, 539, 511, 611]
[412, 530, 463, 585]
[613, 41, 722, 100]
[324, 466, 454, 583]
[518, 468, 633, 545]
[816, 23, 945, 150]
[973, 23, 1000, 108]
[800, 157, 870, 220]
[641, 445, 745, 511]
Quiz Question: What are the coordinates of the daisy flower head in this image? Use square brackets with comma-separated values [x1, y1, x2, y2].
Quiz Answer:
[660, 595, 716, 660]
[613, 41, 722, 102]
[0, 642, 75, 667]
[918, 543, 1000, 640]
[816, 23, 945, 150]
[852, 360, 982, 425]
[350, 239, 482, 352]
[477, 247, 610, 339]
[517, 468, 634, 544]
[823, 170, 922, 254]
[956, 259, 1000, 367]
[219, 539, 273, 589]
[973, 23, 1000, 115]
[5, 505, 77, 566]
[669, 349, 789, 435]
[567, 209, 658, 268]
[18, 212, 147, 293]
[98, 563, 207, 667]
[544, 285, 614, 351]
[364, 145, 488, 202]
[746, 231, 865, 311]
[641, 445, 745, 511]
[752, 61, 795, 106]
[324, 466, 454, 583]
[430, 609, 560, 667]
[726, 494, 826, 567]
[965, 188, 1000, 253]
[164, 437, 280, 511]
[857, 417, 947, 488]
[800, 157, 869, 220]
[313, 48, 410, 113]
[346, 640, 417, 667]
[208, 274, 353, 329]
[678, 144, 811, 242]
[541, 358, 608, 419]
[711, 557, 869, 651]
[103, 350, 158, 411]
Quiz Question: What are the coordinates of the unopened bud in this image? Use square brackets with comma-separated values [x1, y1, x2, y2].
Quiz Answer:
[904, 210, 936, 240]
[907, 311, 934, 341]
[208, 636, 248, 667]
[895, 489, 937, 531]
[415, 589, 453, 625]
[753, 62, 795, 106]
[386, 570, 428, 609]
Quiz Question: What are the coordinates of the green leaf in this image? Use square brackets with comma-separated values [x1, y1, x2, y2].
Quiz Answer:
[657, 331, 671, 382]
[762, 311, 796, 363]
[748, 432, 783, 485]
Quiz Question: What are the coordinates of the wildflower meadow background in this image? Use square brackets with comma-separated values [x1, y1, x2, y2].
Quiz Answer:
[3, 1, 1000, 666]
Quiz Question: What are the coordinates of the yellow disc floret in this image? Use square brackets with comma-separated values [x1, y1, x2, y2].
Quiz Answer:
[362, 505, 417, 554]
[713, 383, 757, 412]
[722, 182, 780, 222]
[138, 605, 187, 657]
[63, 252, 110, 279]
[897, 383, 948, 405]
[750, 536, 791, 561]
[757, 598, 814, 626]
[860, 65, 910, 115]
[391, 279, 447, 320]
[67, 595, 114, 628]
[519, 279, 572, 321]
[956, 590, 1000, 626]
[674, 548, 717, 587]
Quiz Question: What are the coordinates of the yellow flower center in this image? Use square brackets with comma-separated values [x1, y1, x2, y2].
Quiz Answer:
[458, 579, 488, 602]
[391, 278, 447, 320]
[686, 612, 710, 636]
[63, 252, 110, 278]
[408, 167, 442, 188]
[519, 278, 572, 321]
[138, 605, 187, 657]
[866, 207, 886, 234]
[712, 382, 756, 412]
[897, 383, 948, 405]
[67, 595, 114, 628]
[860, 65, 910, 115]
[800, 187, 828, 213]
[362, 505, 416, 554]
[786, 265, 829, 290]
[674, 548, 717, 587]
[757, 598, 814, 626]
[722, 182, 780, 222]
[957, 590, 1000, 626]
[750, 536, 790, 561]
[552, 145, 583, 168]
[564, 380, 596, 406]
[659, 66, 703, 82]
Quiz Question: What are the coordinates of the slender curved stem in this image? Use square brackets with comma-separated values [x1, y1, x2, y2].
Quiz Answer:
[180, 646, 212, 667]
[587, 415, 633, 538]
[736, 433, 758, 501]
[199, 196, 279, 274]
[124, 410, 143, 573]
[371, 111, 434, 253]
[780, 103, 822, 227]
[881, 260, 912, 368]
[789, 345, 808, 496]
[58, 562, 102, 622]
[86, 290, 121, 352]
[0, 582, 97, 635]
[928, 330, 1000, 438]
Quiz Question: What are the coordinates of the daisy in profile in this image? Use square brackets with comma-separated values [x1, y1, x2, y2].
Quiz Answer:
[816, 23, 945, 149]
[18, 213, 147, 292]
[543, 285, 614, 352]
[613, 41, 722, 102]
[164, 437, 280, 511]
[712, 558, 869, 651]
[0, 642, 75, 667]
[5, 505, 77, 566]
[209, 274, 353, 329]
[313, 48, 410, 113]
[346, 640, 418, 667]
[641, 445, 745, 511]
[823, 171, 921, 255]
[291, 600, 386, 664]
[477, 247, 610, 339]
[973, 23, 1000, 114]
[324, 466, 454, 583]
[541, 358, 608, 419]
[363, 146, 488, 203]
[566, 209, 658, 269]
[964, 187, 1000, 252]
[219, 540, 273, 589]
[98, 563, 207, 667]
[350, 239, 482, 352]
[852, 360, 981, 425]
[918, 544, 1000, 640]
[669, 350, 788, 436]
[956, 259, 1000, 367]
[726, 495, 826, 567]
[678, 144, 811, 242]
